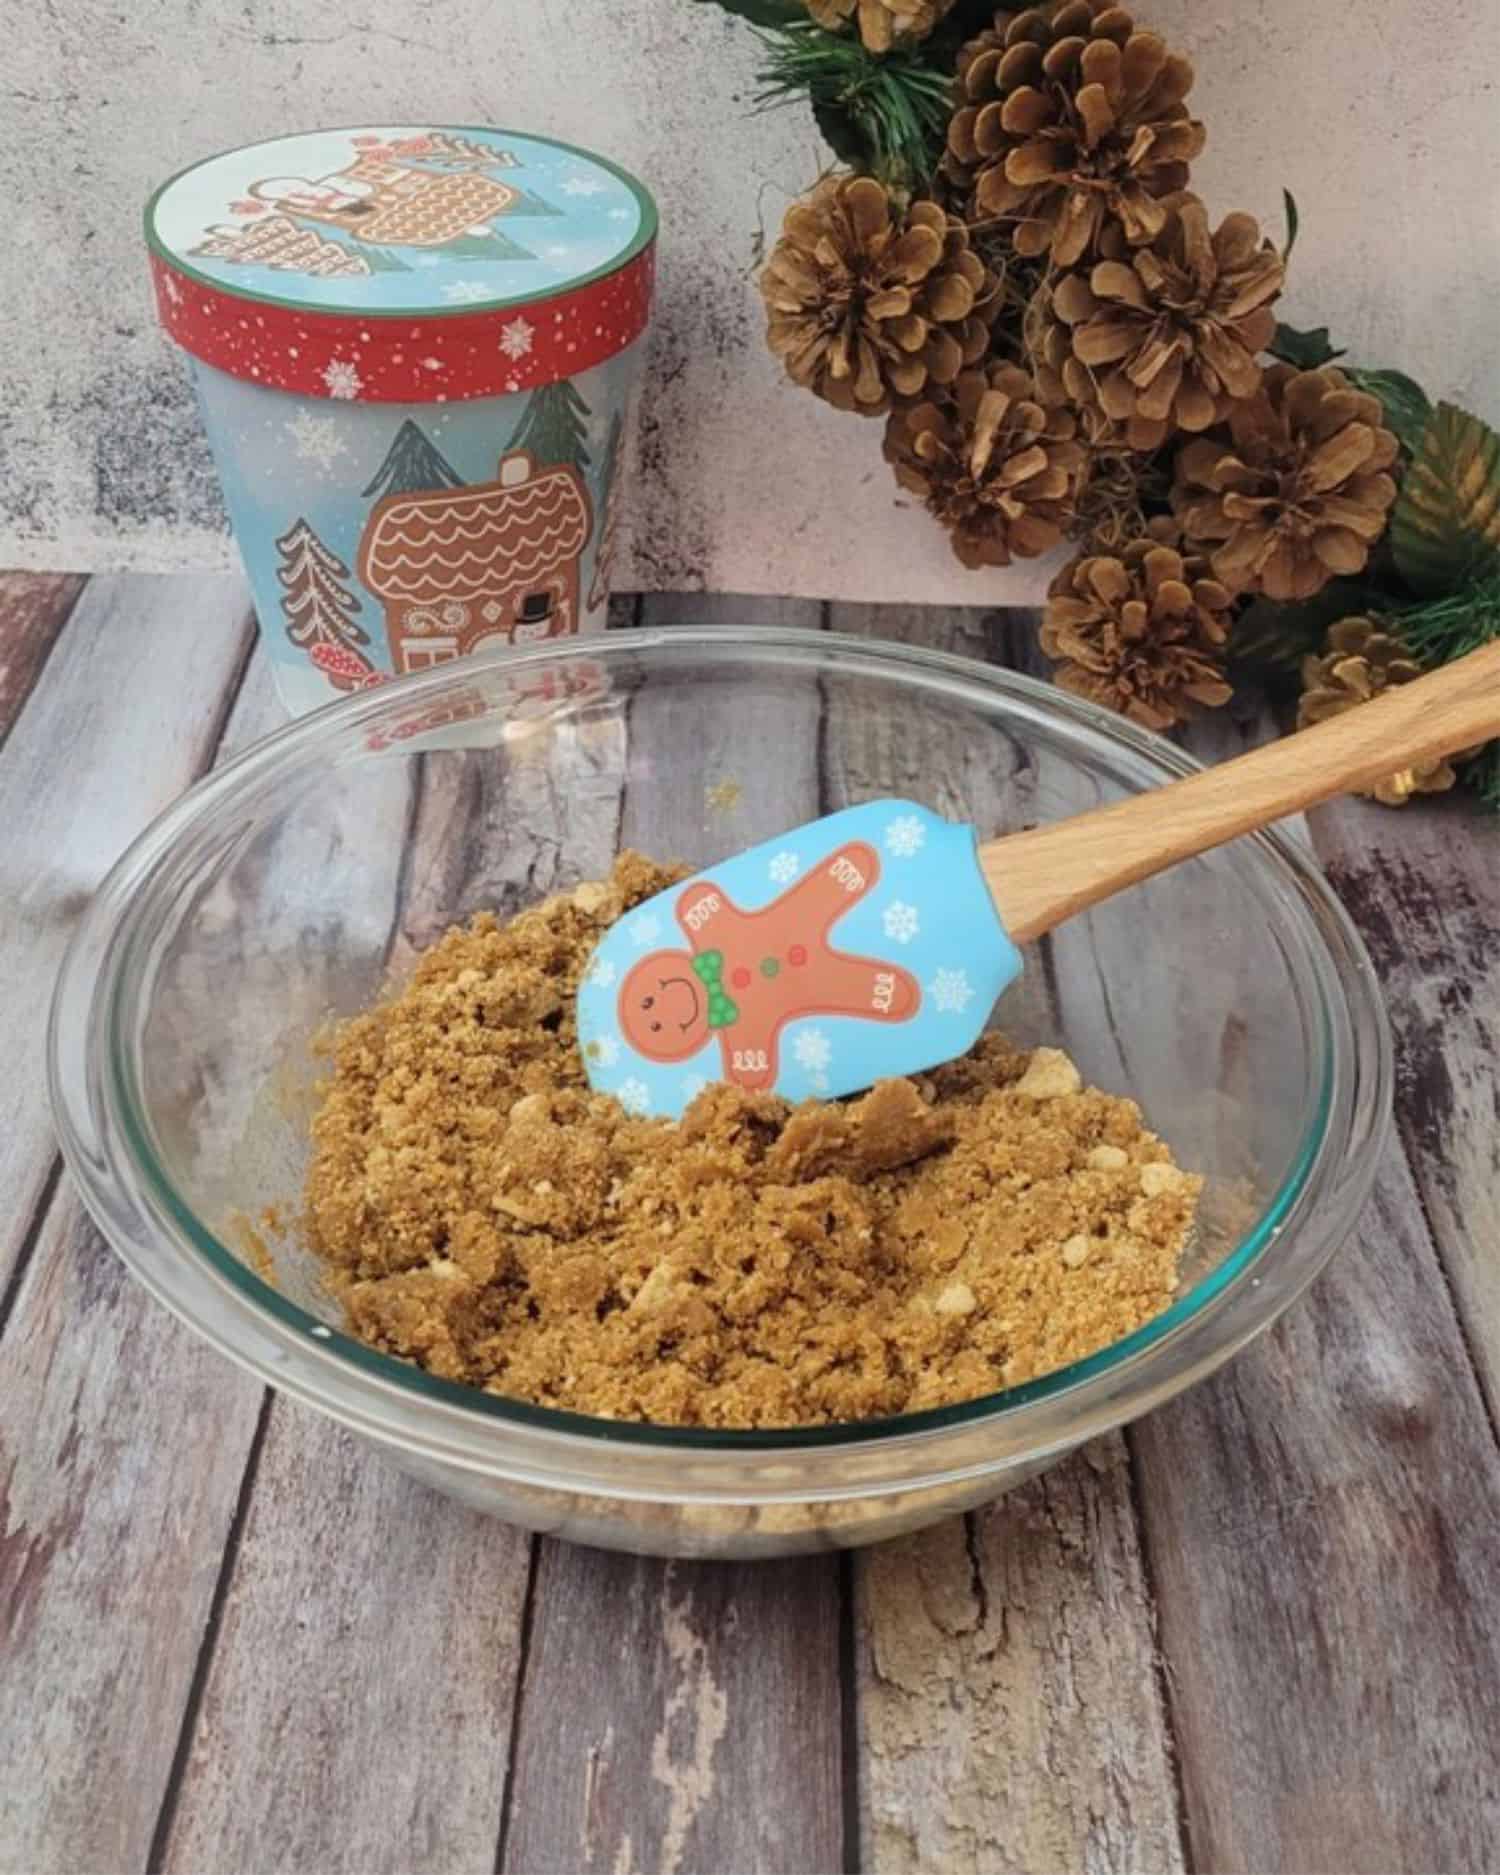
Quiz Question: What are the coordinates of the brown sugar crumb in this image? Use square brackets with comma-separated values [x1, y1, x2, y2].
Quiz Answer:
[303, 856, 1200, 1429]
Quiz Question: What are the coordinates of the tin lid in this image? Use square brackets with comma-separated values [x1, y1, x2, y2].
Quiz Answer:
[146, 126, 657, 403]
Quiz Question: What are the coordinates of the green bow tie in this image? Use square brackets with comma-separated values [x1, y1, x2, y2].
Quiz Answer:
[692, 949, 740, 1030]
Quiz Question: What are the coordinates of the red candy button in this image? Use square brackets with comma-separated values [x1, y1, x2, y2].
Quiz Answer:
[788, 945, 808, 966]
[731, 966, 752, 990]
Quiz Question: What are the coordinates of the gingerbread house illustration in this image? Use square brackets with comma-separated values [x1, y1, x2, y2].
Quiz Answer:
[249, 156, 517, 248]
[357, 451, 594, 674]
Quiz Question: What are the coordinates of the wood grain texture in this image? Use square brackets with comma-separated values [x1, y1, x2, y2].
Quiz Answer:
[1134, 1149, 1500, 1872]
[0, 1125, 266, 1875]
[503, 1547, 844, 1875]
[159, 1407, 532, 1875]
[0, 570, 83, 743]
[0, 572, 254, 1299]
[859, 1448, 1184, 1875]
[826, 603, 1184, 1875]
[1307, 793, 1500, 1427]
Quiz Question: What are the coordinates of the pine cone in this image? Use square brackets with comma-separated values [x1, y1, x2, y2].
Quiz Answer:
[943, 1, 1204, 267]
[805, 0, 957, 50]
[884, 362, 1085, 566]
[1171, 366, 1400, 602]
[1034, 195, 1283, 450]
[1041, 520, 1234, 728]
[762, 177, 997, 417]
[1298, 617, 1464, 806]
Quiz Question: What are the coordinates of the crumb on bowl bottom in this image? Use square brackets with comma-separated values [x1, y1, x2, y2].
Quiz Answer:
[300, 857, 1200, 1430]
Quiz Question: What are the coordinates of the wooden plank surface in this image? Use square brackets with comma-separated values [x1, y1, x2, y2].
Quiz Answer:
[825, 602, 1184, 1875]
[0, 575, 261, 1875]
[1133, 1150, 1500, 1872]
[502, 591, 847, 1875]
[0, 571, 83, 744]
[0, 572, 253, 1299]
[1308, 794, 1500, 1425]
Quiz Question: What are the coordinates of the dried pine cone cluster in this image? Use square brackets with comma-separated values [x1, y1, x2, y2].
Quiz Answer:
[756, 0, 1412, 744]
[1298, 618, 1464, 805]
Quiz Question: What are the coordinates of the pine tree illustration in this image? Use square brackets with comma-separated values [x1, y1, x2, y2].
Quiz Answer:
[438, 228, 534, 263]
[504, 188, 564, 218]
[507, 380, 593, 474]
[588, 412, 625, 609]
[275, 519, 379, 692]
[357, 244, 412, 273]
[424, 131, 520, 169]
[362, 420, 465, 500]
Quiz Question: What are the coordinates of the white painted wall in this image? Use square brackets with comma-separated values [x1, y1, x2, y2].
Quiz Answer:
[4, 0, 1498, 602]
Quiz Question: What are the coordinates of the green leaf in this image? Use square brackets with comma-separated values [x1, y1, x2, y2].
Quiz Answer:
[1282, 188, 1299, 262]
[1269, 321, 1345, 370]
[1390, 402, 1500, 597]
[693, 0, 804, 26]
[1343, 367, 1432, 456]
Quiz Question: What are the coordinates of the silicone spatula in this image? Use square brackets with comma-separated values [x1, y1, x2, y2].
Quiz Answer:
[578, 640, 1500, 1119]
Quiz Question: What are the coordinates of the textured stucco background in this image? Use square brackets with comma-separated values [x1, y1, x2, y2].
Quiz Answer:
[4, 0, 1498, 601]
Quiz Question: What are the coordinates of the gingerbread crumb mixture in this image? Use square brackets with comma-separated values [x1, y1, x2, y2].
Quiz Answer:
[304, 855, 1200, 1429]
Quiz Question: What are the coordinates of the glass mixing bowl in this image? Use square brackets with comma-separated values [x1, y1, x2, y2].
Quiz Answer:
[50, 629, 1391, 1558]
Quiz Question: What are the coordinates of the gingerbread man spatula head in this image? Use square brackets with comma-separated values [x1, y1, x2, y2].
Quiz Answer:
[580, 640, 1500, 1118]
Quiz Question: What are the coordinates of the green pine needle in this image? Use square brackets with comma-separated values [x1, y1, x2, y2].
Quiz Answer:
[1392, 572, 1500, 667]
[1461, 740, 1500, 813]
[752, 21, 954, 189]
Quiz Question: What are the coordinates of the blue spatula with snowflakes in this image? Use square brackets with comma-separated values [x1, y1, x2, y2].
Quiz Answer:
[579, 643, 1500, 1118]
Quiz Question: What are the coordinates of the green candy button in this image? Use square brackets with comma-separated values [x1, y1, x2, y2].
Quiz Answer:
[760, 957, 781, 979]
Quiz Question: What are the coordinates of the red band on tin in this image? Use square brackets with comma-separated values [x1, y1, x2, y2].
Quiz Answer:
[150, 243, 655, 403]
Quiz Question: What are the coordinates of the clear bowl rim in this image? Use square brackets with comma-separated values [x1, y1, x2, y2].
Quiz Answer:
[49, 627, 1392, 1493]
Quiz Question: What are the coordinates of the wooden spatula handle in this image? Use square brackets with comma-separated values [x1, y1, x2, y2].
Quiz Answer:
[984, 636, 1500, 944]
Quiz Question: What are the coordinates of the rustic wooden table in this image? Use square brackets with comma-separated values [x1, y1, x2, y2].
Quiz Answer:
[2, 569, 1498, 1875]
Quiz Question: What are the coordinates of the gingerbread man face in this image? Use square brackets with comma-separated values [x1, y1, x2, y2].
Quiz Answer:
[619, 950, 714, 1063]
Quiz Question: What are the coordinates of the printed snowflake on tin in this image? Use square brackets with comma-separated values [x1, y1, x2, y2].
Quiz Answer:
[499, 316, 535, 360]
[443, 280, 492, 304]
[616, 1077, 650, 1116]
[561, 175, 606, 197]
[929, 968, 975, 1015]
[630, 913, 662, 948]
[586, 955, 617, 990]
[884, 815, 926, 859]
[768, 851, 800, 886]
[609, 207, 633, 221]
[882, 901, 920, 945]
[586, 1034, 620, 1069]
[285, 409, 348, 474]
[162, 273, 183, 307]
[321, 358, 363, 400]
[792, 1028, 832, 1075]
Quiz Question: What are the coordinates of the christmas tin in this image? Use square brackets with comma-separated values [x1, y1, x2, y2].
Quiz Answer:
[147, 126, 656, 715]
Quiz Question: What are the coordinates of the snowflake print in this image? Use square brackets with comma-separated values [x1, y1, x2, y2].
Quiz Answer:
[616, 1077, 650, 1116]
[586, 1034, 621, 1069]
[930, 968, 975, 1015]
[499, 316, 535, 360]
[883, 901, 920, 945]
[161, 273, 183, 307]
[285, 409, 348, 474]
[609, 207, 633, 221]
[792, 1028, 832, 1075]
[544, 244, 572, 260]
[884, 815, 927, 859]
[443, 280, 492, 304]
[586, 955, 617, 990]
[321, 358, 363, 400]
[630, 913, 662, 948]
[561, 175, 606, 197]
[768, 851, 800, 886]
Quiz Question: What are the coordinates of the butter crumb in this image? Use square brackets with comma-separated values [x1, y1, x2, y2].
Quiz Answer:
[1017, 1048, 1083, 1099]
